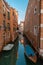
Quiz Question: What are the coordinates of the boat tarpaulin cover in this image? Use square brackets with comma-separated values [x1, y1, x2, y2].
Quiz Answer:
[25, 45, 35, 56]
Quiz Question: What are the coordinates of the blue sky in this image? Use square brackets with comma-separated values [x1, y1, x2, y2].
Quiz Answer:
[6, 0, 28, 24]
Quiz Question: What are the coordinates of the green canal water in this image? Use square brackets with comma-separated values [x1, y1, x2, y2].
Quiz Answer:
[0, 35, 43, 65]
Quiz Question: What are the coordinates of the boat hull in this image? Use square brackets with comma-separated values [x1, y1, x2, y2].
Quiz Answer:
[24, 51, 37, 63]
[24, 45, 37, 63]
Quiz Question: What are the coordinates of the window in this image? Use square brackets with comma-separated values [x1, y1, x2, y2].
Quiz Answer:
[13, 11, 14, 16]
[3, 13, 6, 18]
[0, 26, 1, 30]
[8, 12, 10, 20]
[13, 27, 16, 31]
[3, 5, 4, 7]
[3, 20, 6, 31]
[3, 4, 5, 13]
[3, 4, 6, 18]
[34, 25, 38, 36]
[7, 23, 10, 31]
[34, 7, 37, 14]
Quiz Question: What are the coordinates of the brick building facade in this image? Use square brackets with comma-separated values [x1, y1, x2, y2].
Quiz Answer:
[24, 0, 43, 56]
[10, 7, 18, 42]
[0, 0, 18, 52]
[0, 0, 10, 51]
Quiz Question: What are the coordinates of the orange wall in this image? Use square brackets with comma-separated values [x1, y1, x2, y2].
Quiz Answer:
[10, 8, 18, 42]
[24, 0, 40, 49]
[0, 0, 18, 52]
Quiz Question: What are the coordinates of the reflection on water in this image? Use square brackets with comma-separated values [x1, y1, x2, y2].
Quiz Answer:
[0, 35, 43, 65]
[16, 41, 26, 65]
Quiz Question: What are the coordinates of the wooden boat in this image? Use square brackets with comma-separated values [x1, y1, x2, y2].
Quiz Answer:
[3, 44, 14, 51]
[24, 45, 37, 63]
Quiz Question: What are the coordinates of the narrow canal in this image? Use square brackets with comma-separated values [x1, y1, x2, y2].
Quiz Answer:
[0, 34, 43, 65]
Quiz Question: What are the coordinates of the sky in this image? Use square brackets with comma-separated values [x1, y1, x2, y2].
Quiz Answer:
[6, 0, 28, 24]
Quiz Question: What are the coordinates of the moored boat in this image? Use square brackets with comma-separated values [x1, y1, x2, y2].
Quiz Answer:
[24, 45, 37, 63]
[3, 44, 14, 51]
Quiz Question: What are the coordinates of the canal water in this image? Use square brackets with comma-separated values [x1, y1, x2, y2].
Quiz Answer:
[0, 34, 43, 65]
